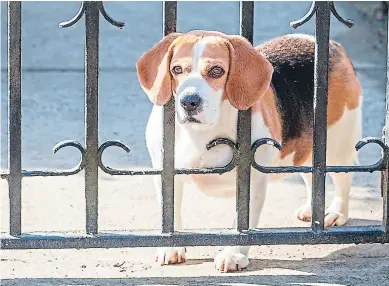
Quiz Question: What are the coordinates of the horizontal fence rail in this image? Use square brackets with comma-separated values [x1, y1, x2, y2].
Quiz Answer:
[1, 1, 389, 249]
[1, 226, 388, 249]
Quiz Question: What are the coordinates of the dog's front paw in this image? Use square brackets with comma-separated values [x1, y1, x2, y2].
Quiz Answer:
[295, 203, 312, 222]
[296, 200, 348, 227]
[155, 247, 187, 265]
[214, 246, 249, 272]
[324, 208, 348, 227]
[324, 197, 348, 227]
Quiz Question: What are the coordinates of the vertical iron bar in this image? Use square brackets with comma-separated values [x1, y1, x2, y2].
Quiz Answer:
[163, 1, 176, 36]
[384, 5, 389, 233]
[236, 1, 254, 232]
[84, 2, 99, 235]
[311, 2, 331, 231]
[161, 1, 176, 233]
[383, 170, 388, 232]
[8, 1, 22, 236]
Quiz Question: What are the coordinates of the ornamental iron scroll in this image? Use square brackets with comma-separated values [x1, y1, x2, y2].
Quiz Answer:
[290, 1, 354, 29]
[97, 138, 239, 176]
[59, 1, 124, 28]
[251, 138, 389, 174]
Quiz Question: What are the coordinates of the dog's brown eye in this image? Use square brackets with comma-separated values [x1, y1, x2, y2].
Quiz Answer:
[208, 66, 224, 78]
[172, 66, 183, 75]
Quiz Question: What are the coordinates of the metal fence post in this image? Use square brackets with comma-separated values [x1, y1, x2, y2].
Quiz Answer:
[84, 1, 100, 235]
[311, 1, 331, 231]
[8, 1, 22, 236]
[236, 1, 254, 232]
[161, 1, 177, 233]
[384, 5, 389, 233]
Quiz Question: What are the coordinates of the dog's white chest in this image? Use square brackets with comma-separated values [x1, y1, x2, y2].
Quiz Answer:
[175, 136, 233, 169]
[174, 130, 236, 196]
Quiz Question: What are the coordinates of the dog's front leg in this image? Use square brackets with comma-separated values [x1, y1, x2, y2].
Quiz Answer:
[214, 173, 267, 272]
[154, 177, 187, 265]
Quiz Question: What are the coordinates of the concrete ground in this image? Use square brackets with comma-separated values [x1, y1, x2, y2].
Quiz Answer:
[1, 1, 388, 285]
[0, 174, 388, 285]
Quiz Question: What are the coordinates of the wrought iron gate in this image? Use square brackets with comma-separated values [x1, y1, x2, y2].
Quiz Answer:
[1, 1, 388, 249]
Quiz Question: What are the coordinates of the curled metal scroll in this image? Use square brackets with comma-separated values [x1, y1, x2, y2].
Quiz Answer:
[251, 138, 312, 174]
[176, 138, 238, 175]
[59, 1, 124, 28]
[290, 1, 317, 29]
[49, 140, 86, 175]
[97, 140, 161, 175]
[290, 1, 354, 29]
[96, 2, 125, 28]
[22, 140, 86, 177]
[323, 138, 388, 173]
[251, 137, 388, 174]
[345, 137, 388, 172]
[59, 2, 86, 28]
[329, 2, 354, 28]
[98, 138, 238, 176]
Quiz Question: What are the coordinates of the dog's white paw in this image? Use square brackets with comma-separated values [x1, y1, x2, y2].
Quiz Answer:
[295, 203, 312, 222]
[324, 198, 348, 227]
[214, 247, 249, 273]
[155, 247, 187, 265]
[324, 209, 348, 227]
[296, 201, 348, 227]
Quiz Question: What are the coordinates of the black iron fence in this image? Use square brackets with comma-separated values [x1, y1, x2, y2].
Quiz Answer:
[1, 1, 388, 249]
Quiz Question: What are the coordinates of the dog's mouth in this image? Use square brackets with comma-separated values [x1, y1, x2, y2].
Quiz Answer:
[187, 117, 201, 123]
[177, 113, 201, 124]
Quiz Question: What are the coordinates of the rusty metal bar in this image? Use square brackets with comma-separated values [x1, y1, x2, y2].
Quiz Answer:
[235, 1, 254, 233]
[311, 2, 331, 231]
[1, 226, 387, 249]
[84, 2, 99, 235]
[161, 1, 177, 233]
[8, 1, 22, 236]
[384, 6, 389, 233]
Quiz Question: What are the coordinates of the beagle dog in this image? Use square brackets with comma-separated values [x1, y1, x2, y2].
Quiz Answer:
[136, 30, 362, 272]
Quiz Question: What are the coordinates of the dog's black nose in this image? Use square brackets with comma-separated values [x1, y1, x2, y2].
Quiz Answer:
[180, 94, 202, 113]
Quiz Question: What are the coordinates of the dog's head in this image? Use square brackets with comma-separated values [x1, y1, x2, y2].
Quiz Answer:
[137, 30, 273, 126]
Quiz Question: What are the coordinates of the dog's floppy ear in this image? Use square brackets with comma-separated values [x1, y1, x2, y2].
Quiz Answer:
[225, 36, 273, 110]
[137, 33, 182, 105]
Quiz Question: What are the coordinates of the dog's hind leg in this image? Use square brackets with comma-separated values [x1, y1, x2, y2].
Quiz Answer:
[325, 106, 361, 227]
[295, 173, 313, 222]
[295, 107, 361, 227]
[325, 172, 353, 227]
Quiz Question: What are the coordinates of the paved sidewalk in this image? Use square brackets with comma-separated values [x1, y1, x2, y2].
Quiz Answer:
[1, 174, 387, 285]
